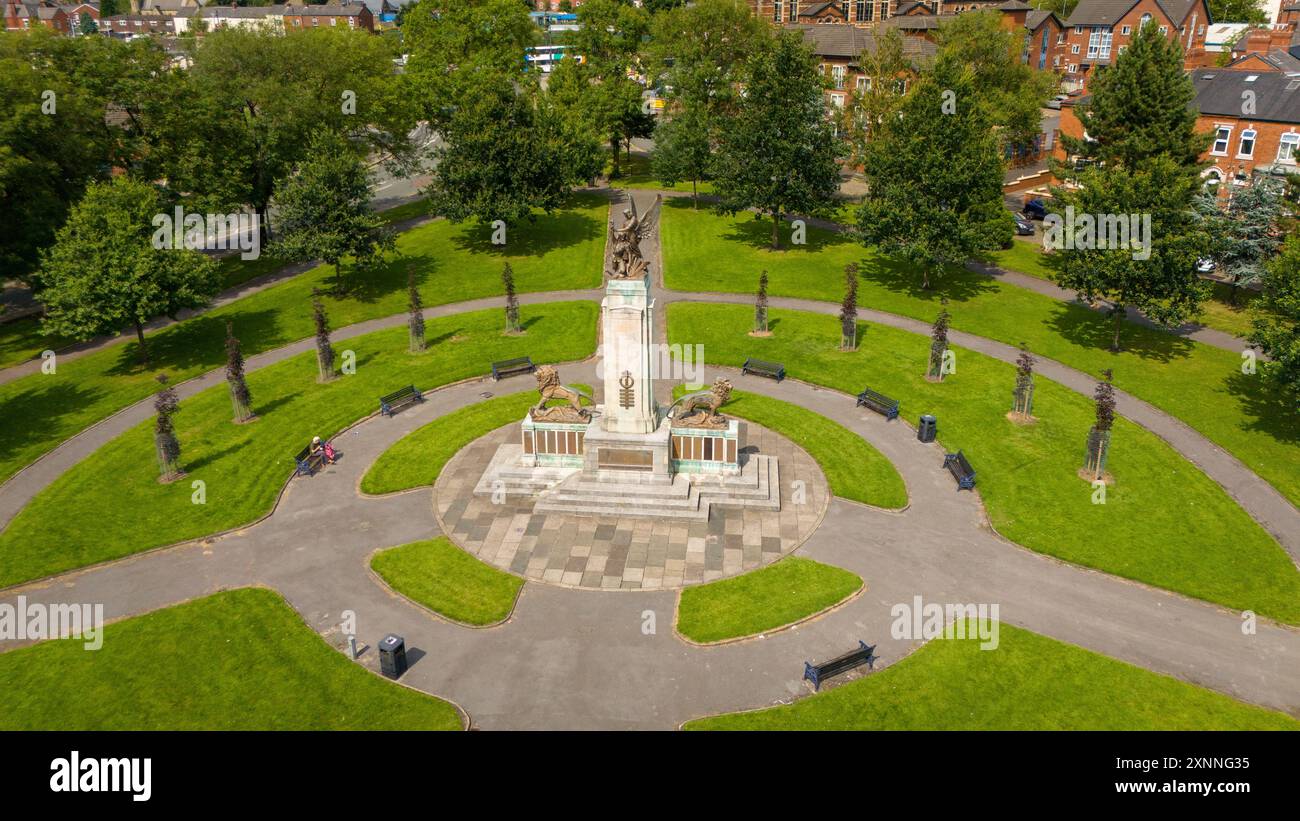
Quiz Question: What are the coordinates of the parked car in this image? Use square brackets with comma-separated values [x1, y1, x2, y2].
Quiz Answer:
[1196, 257, 1217, 274]
[1012, 212, 1035, 235]
[1022, 198, 1049, 220]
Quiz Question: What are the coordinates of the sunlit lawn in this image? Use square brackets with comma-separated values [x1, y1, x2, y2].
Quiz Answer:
[371, 537, 523, 626]
[661, 201, 1300, 509]
[668, 303, 1300, 623]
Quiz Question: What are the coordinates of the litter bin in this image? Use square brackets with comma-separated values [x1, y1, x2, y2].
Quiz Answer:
[918, 415, 937, 443]
[379, 634, 408, 679]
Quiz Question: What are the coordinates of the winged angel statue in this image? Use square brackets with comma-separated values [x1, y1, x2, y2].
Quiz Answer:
[607, 195, 661, 280]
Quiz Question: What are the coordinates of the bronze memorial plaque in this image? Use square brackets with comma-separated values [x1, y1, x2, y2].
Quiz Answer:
[598, 448, 653, 471]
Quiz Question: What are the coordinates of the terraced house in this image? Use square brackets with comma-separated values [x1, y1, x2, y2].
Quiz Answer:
[1061, 0, 1210, 89]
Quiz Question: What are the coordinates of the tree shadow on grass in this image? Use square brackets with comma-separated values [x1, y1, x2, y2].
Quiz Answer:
[447, 208, 603, 260]
[1224, 371, 1300, 446]
[1042, 301, 1197, 366]
[0, 379, 106, 450]
[103, 309, 283, 380]
[856, 254, 998, 305]
[715, 207, 856, 253]
[335, 251, 437, 307]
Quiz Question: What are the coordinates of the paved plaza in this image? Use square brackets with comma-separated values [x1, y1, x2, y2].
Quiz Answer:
[434, 421, 830, 590]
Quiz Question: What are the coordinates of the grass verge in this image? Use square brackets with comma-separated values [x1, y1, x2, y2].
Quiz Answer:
[676, 557, 862, 643]
[0, 587, 462, 730]
[371, 537, 522, 626]
[685, 622, 1300, 730]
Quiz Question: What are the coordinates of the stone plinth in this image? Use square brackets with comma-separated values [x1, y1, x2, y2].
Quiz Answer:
[580, 411, 672, 483]
[520, 417, 588, 469]
[669, 419, 746, 476]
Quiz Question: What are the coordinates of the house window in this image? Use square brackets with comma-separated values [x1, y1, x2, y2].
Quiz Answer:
[1057, 33, 1065, 44]
[832, 64, 846, 90]
[1140, 13, 1151, 27]
[1211, 125, 1231, 155]
[1278, 132, 1300, 163]
[829, 93, 845, 108]
[856, 75, 869, 91]
[788, 0, 798, 21]
[1158, 25, 1167, 34]
[1074, 25, 1082, 34]
[1053, 55, 1060, 66]
[1121, 25, 1130, 35]
[855, 0, 867, 20]
[1068, 63, 1078, 73]
[1087, 28, 1112, 60]
[1198, 24, 1205, 34]
[1071, 44, 1080, 54]
[773, 0, 782, 20]
[1238, 128, 1256, 158]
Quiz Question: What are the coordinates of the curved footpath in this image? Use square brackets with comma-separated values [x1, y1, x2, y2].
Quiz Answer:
[0, 360, 1296, 728]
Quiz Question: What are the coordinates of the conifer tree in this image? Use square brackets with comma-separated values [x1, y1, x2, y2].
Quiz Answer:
[153, 373, 182, 481]
[407, 269, 425, 352]
[502, 262, 521, 333]
[312, 289, 336, 382]
[225, 321, 254, 422]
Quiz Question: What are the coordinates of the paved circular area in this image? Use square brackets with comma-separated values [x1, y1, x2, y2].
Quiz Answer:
[433, 420, 830, 590]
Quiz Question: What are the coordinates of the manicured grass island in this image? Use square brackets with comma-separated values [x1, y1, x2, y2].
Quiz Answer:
[685, 622, 1300, 730]
[0, 588, 462, 730]
[0, 302, 597, 588]
[676, 557, 862, 644]
[668, 302, 1300, 624]
[361, 385, 590, 496]
[660, 202, 1300, 509]
[672, 387, 907, 510]
[371, 537, 523, 626]
[0, 194, 606, 486]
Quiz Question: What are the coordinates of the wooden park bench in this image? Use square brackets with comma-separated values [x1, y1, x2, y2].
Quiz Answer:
[741, 357, 785, 382]
[803, 641, 877, 691]
[379, 385, 423, 417]
[293, 445, 325, 477]
[943, 449, 976, 490]
[491, 356, 535, 381]
[856, 387, 900, 420]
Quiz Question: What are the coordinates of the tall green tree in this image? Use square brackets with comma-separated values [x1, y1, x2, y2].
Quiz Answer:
[426, 77, 601, 226]
[858, 57, 1011, 288]
[713, 29, 841, 250]
[843, 27, 913, 168]
[1063, 22, 1209, 171]
[1209, 0, 1267, 23]
[934, 10, 1058, 152]
[0, 29, 116, 285]
[401, 0, 537, 129]
[1045, 157, 1209, 350]
[272, 131, 395, 293]
[1251, 234, 1300, 405]
[651, 108, 713, 207]
[551, 0, 651, 177]
[38, 177, 222, 366]
[1218, 181, 1285, 303]
[155, 27, 418, 242]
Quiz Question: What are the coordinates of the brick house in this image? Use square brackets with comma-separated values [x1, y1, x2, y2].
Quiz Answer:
[5, 1, 70, 32]
[98, 12, 175, 36]
[1061, 0, 1211, 90]
[283, 2, 374, 32]
[791, 21, 935, 112]
[1055, 67, 1300, 191]
[1026, 9, 1066, 72]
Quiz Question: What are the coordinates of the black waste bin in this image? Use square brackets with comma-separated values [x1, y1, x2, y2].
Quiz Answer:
[379, 634, 407, 679]
[918, 414, 937, 443]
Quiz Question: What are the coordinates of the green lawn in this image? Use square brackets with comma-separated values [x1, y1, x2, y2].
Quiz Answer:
[0, 194, 605, 486]
[987, 238, 1054, 280]
[371, 537, 523, 625]
[685, 622, 1299, 730]
[362, 385, 591, 495]
[0, 588, 462, 730]
[660, 201, 1300, 509]
[0, 302, 597, 588]
[607, 152, 715, 196]
[668, 303, 1300, 624]
[677, 557, 862, 643]
[672, 387, 907, 509]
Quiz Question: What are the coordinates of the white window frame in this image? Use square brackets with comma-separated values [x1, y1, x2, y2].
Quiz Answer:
[1071, 43, 1080, 54]
[1278, 132, 1300, 163]
[1074, 25, 1082, 34]
[1087, 28, 1112, 60]
[1159, 25, 1168, 34]
[832, 64, 846, 90]
[1237, 128, 1256, 159]
[1121, 25, 1130, 34]
[1210, 124, 1232, 156]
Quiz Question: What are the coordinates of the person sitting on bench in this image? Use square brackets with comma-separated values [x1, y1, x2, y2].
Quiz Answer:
[310, 436, 335, 465]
